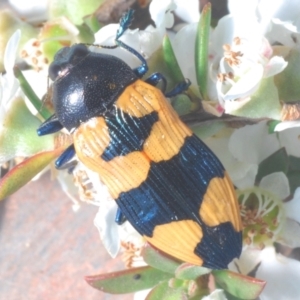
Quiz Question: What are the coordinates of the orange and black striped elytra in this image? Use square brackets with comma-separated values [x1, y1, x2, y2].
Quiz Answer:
[37, 10, 242, 269]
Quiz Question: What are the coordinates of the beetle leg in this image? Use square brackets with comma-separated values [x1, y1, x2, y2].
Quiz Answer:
[145, 74, 191, 98]
[165, 79, 191, 98]
[145, 72, 167, 93]
[115, 207, 127, 225]
[37, 114, 64, 136]
[55, 144, 76, 169]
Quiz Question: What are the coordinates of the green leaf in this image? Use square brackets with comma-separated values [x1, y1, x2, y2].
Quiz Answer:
[14, 67, 52, 120]
[49, 0, 105, 25]
[255, 147, 289, 184]
[83, 14, 102, 33]
[274, 48, 300, 102]
[195, 3, 211, 100]
[0, 149, 62, 201]
[288, 155, 300, 171]
[149, 38, 200, 113]
[286, 170, 300, 196]
[142, 243, 181, 274]
[191, 120, 225, 140]
[175, 263, 211, 280]
[0, 97, 54, 162]
[267, 120, 281, 133]
[146, 281, 187, 300]
[286, 156, 300, 195]
[75, 23, 95, 44]
[229, 77, 281, 119]
[163, 36, 185, 84]
[38, 20, 82, 64]
[147, 46, 178, 91]
[212, 270, 266, 299]
[85, 266, 173, 294]
[172, 95, 193, 116]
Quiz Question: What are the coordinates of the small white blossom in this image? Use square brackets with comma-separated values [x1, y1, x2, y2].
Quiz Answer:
[210, 15, 287, 112]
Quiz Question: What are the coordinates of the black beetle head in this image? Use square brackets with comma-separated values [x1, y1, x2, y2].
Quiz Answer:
[49, 44, 137, 131]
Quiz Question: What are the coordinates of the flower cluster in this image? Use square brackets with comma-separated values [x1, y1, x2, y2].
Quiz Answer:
[1, 0, 300, 299]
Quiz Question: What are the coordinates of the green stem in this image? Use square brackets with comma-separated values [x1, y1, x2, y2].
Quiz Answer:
[195, 3, 211, 100]
[14, 66, 52, 120]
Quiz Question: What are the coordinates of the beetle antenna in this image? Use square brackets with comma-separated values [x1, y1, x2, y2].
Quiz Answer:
[116, 9, 134, 40]
[114, 9, 148, 77]
[90, 9, 148, 77]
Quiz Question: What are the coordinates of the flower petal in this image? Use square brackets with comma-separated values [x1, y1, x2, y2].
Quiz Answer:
[264, 55, 288, 77]
[275, 121, 300, 131]
[278, 127, 300, 157]
[283, 187, 300, 223]
[94, 201, 120, 258]
[223, 64, 264, 101]
[211, 14, 261, 56]
[205, 130, 258, 188]
[233, 164, 258, 189]
[259, 172, 290, 200]
[202, 289, 227, 300]
[230, 247, 262, 276]
[4, 29, 20, 75]
[258, 0, 300, 25]
[267, 18, 300, 47]
[174, 0, 199, 23]
[149, 0, 176, 28]
[172, 23, 198, 89]
[228, 0, 259, 18]
[9, 0, 48, 23]
[56, 170, 81, 211]
[228, 121, 280, 164]
[134, 289, 151, 300]
[256, 247, 300, 300]
[1, 30, 21, 108]
[278, 217, 300, 248]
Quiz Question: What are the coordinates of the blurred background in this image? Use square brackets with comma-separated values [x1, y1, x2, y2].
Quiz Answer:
[0, 173, 133, 300]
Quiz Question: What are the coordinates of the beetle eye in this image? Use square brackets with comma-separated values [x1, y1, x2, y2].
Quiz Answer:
[68, 44, 89, 66]
[49, 63, 61, 81]
[72, 44, 89, 57]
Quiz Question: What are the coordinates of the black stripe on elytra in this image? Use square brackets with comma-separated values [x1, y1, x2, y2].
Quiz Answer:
[195, 222, 242, 269]
[116, 134, 225, 234]
[101, 108, 158, 161]
[116, 134, 241, 269]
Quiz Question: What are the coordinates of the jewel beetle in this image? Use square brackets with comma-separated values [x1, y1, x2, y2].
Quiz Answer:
[37, 10, 242, 270]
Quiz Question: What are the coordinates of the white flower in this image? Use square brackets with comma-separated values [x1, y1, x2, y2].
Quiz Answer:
[279, 187, 300, 248]
[202, 289, 227, 300]
[8, 0, 48, 23]
[79, 165, 144, 259]
[172, 22, 199, 94]
[94, 0, 177, 66]
[205, 120, 300, 248]
[218, 120, 300, 299]
[209, 14, 287, 112]
[0, 30, 21, 113]
[228, 0, 300, 34]
[231, 247, 300, 300]
[227, 0, 300, 128]
[0, 30, 53, 163]
[204, 121, 280, 189]
[134, 289, 151, 300]
[174, 0, 200, 23]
